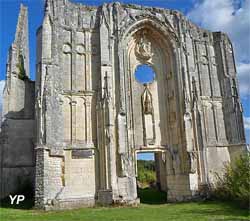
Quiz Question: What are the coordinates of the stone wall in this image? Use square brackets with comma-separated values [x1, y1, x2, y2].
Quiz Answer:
[0, 119, 35, 199]
[35, 147, 96, 210]
[0, 4, 35, 200]
[33, 1, 246, 209]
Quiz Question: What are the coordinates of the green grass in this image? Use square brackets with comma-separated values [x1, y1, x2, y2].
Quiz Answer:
[0, 198, 249, 221]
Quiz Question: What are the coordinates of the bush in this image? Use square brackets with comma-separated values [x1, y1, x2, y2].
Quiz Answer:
[137, 160, 156, 186]
[213, 154, 250, 208]
[17, 54, 28, 80]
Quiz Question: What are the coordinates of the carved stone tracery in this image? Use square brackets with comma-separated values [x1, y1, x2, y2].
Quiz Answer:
[135, 30, 153, 61]
[142, 84, 153, 114]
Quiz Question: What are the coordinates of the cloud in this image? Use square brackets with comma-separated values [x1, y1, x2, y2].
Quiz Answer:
[244, 117, 250, 130]
[237, 62, 250, 98]
[187, 0, 250, 62]
[187, 0, 250, 100]
[188, 0, 250, 139]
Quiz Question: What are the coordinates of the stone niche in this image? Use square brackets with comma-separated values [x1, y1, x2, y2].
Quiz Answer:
[128, 28, 172, 149]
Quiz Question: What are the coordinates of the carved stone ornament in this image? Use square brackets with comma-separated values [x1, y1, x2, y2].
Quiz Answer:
[188, 151, 197, 173]
[63, 43, 72, 54]
[142, 85, 153, 114]
[135, 30, 153, 60]
[76, 44, 85, 55]
[201, 55, 208, 65]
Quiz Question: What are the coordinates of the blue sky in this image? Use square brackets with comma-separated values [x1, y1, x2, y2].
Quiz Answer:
[135, 65, 155, 83]
[0, 0, 196, 81]
[0, 0, 249, 161]
[137, 152, 155, 161]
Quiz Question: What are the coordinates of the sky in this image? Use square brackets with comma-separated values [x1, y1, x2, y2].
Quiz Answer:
[135, 65, 156, 83]
[0, 0, 249, 161]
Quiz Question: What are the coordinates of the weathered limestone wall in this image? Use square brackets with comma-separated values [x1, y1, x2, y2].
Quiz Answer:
[0, 4, 35, 200]
[34, 0, 99, 209]
[14, 4, 29, 77]
[33, 1, 246, 209]
[35, 148, 96, 210]
[3, 78, 35, 119]
[0, 119, 35, 199]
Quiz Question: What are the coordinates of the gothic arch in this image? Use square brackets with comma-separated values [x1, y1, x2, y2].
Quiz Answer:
[115, 17, 190, 201]
[119, 19, 183, 147]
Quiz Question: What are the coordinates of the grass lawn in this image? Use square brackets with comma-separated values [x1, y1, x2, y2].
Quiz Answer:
[0, 188, 249, 221]
[1, 198, 249, 221]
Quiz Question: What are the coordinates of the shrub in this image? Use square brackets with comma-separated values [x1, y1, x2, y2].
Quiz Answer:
[213, 154, 250, 208]
[17, 54, 28, 80]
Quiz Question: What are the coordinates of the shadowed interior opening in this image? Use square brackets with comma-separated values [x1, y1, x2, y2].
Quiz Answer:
[136, 152, 167, 204]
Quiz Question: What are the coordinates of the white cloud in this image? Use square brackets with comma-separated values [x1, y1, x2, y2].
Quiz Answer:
[188, 0, 250, 100]
[237, 62, 250, 97]
[244, 116, 250, 130]
[187, 0, 250, 62]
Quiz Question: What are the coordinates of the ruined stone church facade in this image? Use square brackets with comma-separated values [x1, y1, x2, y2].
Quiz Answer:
[0, 1, 246, 210]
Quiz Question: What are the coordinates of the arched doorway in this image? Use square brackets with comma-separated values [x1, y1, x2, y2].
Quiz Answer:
[123, 26, 176, 201]
[97, 19, 195, 205]
[133, 64, 167, 203]
[114, 21, 191, 203]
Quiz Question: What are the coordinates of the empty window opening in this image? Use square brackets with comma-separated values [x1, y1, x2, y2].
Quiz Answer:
[134, 64, 156, 84]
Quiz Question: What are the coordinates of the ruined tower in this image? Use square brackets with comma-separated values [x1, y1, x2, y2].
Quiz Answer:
[1, 1, 247, 210]
[0, 4, 35, 199]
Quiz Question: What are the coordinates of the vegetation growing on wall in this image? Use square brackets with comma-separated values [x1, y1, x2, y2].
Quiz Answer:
[213, 154, 250, 208]
[17, 53, 28, 80]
